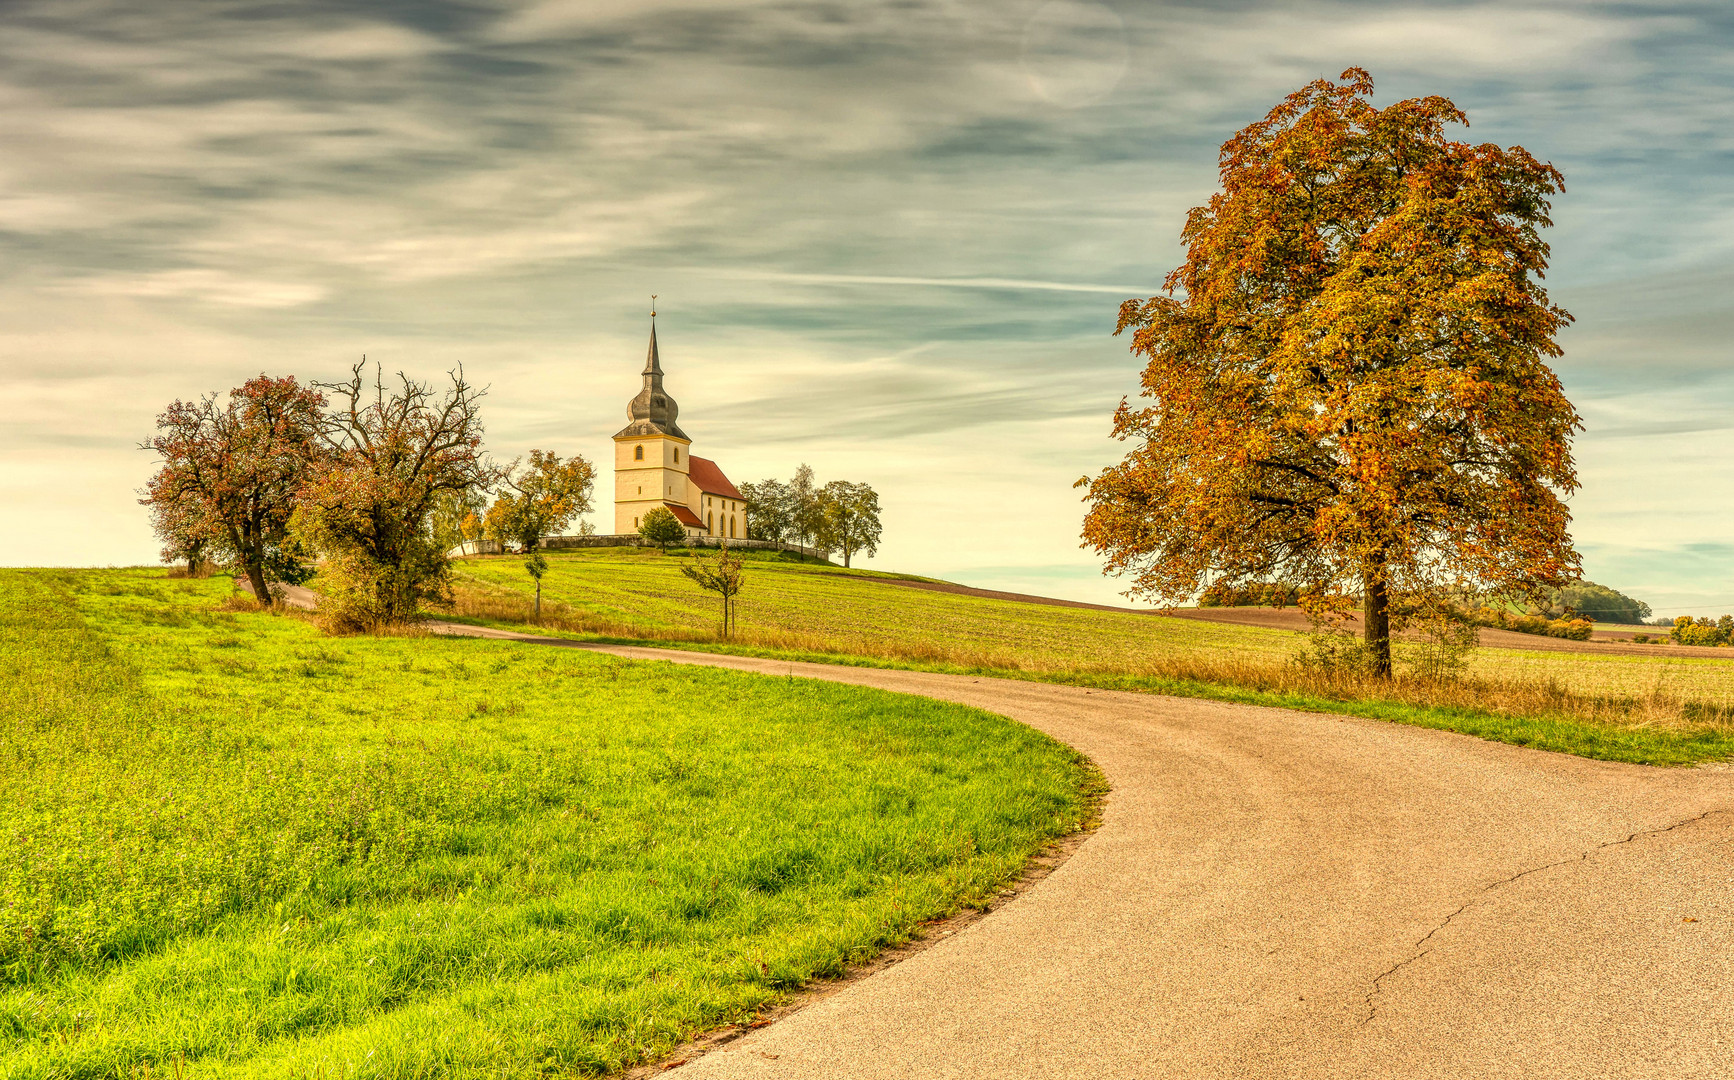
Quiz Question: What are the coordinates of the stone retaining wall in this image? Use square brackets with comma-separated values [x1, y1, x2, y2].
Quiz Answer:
[452, 535, 822, 558]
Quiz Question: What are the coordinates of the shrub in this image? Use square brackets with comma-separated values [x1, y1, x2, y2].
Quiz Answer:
[1470, 607, 1591, 641]
[1670, 616, 1732, 647]
[1199, 581, 1301, 608]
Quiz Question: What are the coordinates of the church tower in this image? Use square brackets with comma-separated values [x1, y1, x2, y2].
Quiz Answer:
[612, 308, 749, 539]
[613, 313, 697, 534]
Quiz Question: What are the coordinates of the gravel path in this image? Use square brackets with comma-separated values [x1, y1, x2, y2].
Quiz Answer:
[433, 624, 1734, 1079]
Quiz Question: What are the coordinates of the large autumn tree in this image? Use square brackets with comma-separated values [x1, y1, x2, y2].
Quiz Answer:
[140, 376, 326, 605]
[1079, 69, 1581, 676]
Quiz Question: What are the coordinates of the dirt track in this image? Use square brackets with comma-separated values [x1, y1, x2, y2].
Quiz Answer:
[436, 625, 1734, 1079]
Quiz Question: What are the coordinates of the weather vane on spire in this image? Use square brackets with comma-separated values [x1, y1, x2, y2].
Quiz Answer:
[651, 294, 657, 318]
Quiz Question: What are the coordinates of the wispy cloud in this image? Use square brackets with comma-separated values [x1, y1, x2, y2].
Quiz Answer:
[699, 269, 1158, 294]
[61, 269, 328, 308]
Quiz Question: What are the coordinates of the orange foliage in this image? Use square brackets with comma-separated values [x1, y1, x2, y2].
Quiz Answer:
[1080, 69, 1581, 675]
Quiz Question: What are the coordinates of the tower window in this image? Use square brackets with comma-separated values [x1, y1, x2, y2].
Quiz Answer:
[674, 449, 680, 463]
[634, 445, 643, 461]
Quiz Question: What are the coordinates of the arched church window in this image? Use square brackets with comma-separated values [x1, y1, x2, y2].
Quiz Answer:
[634, 445, 643, 461]
[706, 512, 713, 533]
[729, 517, 736, 538]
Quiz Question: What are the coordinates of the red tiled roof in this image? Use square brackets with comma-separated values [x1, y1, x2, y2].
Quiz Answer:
[664, 502, 704, 528]
[687, 456, 743, 501]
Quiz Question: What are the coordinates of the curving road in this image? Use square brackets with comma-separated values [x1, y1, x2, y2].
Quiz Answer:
[426, 629, 1734, 1078]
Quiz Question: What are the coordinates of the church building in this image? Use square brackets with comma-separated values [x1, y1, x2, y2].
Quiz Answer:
[613, 316, 748, 539]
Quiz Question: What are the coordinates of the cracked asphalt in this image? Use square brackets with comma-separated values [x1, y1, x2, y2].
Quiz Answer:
[446, 630, 1734, 1077]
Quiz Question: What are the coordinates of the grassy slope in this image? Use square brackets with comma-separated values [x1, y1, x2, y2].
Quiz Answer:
[0, 569, 1095, 1079]
[451, 550, 1734, 767]
[456, 549, 1296, 668]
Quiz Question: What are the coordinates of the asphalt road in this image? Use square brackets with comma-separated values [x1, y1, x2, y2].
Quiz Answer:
[440, 634, 1734, 1080]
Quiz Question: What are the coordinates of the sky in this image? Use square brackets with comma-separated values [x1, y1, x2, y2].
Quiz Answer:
[3, 0, 1733, 615]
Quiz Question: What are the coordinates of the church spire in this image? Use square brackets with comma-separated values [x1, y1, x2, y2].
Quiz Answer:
[644, 313, 662, 376]
[615, 301, 689, 440]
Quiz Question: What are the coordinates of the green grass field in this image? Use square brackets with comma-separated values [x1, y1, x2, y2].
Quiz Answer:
[450, 549, 1734, 767]
[454, 549, 1296, 668]
[0, 568, 1095, 1078]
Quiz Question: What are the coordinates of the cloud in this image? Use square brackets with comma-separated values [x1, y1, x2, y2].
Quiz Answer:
[269, 24, 447, 60]
[701, 269, 1158, 295]
[488, 0, 789, 41]
[61, 269, 328, 308]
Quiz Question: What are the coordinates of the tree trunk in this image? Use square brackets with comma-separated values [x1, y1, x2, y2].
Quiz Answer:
[1363, 569, 1393, 677]
[244, 562, 271, 610]
[534, 581, 541, 620]
[225, 523, 272, 609]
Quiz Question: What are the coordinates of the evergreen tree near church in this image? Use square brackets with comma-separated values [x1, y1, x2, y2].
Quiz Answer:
[638, 506, 686, 550]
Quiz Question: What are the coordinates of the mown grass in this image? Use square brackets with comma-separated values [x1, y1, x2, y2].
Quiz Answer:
[0, 568, 1095, 1078]
[450, 550, 1734, 767]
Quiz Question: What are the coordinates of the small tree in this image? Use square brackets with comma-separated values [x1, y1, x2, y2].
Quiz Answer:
[295, 362, 504, 631]
[815, 480, 882, 568]
[483, 449, 596, 553]
[681, 542, 747, 636]
[638, 506, 687, 550]
[789, 463, 821, 556]
[524, 550, 549, 620]
[140, 375, 326, 606]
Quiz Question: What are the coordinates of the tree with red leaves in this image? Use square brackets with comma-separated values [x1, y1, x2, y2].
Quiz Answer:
[140, 376, 326, 606]
[1079, 69, 1581, 676]
[295, 362, 505, 630]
